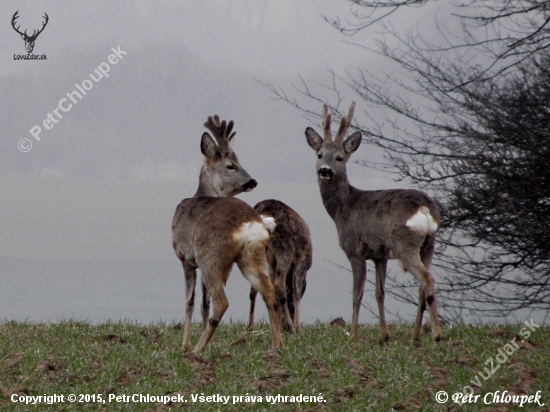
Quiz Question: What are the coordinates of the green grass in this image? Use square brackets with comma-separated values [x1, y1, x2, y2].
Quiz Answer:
[1, 320, 549, 411]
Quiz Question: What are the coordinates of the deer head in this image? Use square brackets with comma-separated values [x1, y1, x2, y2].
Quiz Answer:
[305, 102, 362, 184]
[197, 115, 257, 197]
[12, 11, 49, 54]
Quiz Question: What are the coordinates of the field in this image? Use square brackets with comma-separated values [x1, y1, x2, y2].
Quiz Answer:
[0, 320, 549, 411]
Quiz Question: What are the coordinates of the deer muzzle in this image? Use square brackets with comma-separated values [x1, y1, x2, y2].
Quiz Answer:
[318, 166, 334, 180]
[242, 179, 258, 192]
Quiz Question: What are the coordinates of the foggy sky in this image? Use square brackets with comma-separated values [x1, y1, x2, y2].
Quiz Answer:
[2, 1, 460, 326]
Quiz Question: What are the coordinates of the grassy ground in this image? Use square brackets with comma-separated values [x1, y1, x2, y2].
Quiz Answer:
[0, 320, 548, 411]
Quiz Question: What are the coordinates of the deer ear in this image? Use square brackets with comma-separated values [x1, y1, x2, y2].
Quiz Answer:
[200, 132, 218, 158]
[305, 128, 323, 151]
[21, 34, 25, 40]
[343, 131, 362, 154]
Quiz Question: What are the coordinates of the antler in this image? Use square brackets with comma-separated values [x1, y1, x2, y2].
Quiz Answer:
[334, 101, 356, 143]
[321, 103, 333, 142]
[11, 11, 49, 39]
[204, 115, 236, 152]
[11, 11, 25, 36]
[31, 13, 49, 39]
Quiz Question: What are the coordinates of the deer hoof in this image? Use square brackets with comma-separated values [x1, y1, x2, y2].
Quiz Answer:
[282, 323, 295, 333]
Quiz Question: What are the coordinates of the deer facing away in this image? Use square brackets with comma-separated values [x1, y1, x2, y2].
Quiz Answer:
[247, 199, 312, 333]
[172, 115, 282, 353]
[304, 102, 442, 341]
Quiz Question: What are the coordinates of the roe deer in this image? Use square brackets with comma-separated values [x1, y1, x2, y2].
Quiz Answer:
[247, 199, 312, 333]
[304, 102, 442, 341]
[172, 115, 282, 353]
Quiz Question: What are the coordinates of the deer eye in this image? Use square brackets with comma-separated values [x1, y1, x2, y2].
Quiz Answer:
[317, 154, 323, 159]
[227, 165, 236, 171]
[336, 155, 344, 162]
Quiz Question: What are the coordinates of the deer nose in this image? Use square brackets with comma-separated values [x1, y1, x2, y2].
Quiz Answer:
[318, 166, 334, 179]
[242, 179, 257, 192]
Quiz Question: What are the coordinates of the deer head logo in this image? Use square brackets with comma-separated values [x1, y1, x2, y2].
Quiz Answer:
[11, 11, 49, 54]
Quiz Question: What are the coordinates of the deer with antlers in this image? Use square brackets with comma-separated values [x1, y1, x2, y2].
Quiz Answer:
[172, 116, 282, 353]
[247, 199, 312, 333]
[11, 11, 49, 54]
[304, 102, 442, 341]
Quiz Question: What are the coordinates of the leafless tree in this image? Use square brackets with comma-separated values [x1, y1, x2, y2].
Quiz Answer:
[325, 0, 550, 81]
[265, 0, 550, 320]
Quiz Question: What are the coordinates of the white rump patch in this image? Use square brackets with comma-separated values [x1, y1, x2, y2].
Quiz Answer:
[260, 215, 276, 232]
[405, 206, 438, 234]
[233, 221, 270, 244]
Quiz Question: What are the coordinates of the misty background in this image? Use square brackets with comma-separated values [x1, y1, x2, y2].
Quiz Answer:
[2, 1, 467, 326]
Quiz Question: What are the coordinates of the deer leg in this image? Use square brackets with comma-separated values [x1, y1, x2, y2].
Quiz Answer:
[252, 273, 282, 349]
[426, 291, 442, 341]
[246, 285, 258, 332]
[349, 256, 366, 340]
[398, 250, 442, 341]
[421, 241, 442, 340]
[273, 257, 294, 333]
[238, 253, 282, 350]
[412, 286, 426, 341]
[291, 259, 308, 333]
[247, 260, 274, 332]
[181, 263, 197, 352]
[286, 273, 296, 326]
[193, 281, 229, 353]
[374, 259, 390, 341]
[201, 280, 210, 331]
